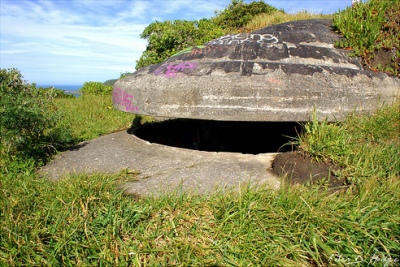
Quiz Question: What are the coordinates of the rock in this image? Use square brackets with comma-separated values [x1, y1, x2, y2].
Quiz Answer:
[113, 19, 399, 122]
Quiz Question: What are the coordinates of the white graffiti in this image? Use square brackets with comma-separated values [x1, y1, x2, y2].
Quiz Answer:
[207, 33, 279, 46]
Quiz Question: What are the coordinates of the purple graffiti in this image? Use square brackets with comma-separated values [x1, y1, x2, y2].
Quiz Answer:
[154, 62, 197, 78]
[113, 87, 139, 112]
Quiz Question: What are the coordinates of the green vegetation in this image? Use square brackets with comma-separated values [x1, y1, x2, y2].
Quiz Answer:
[0, 68, 74, 164]
[136, 19, 226, 69]
[212, 0, 279, 30]
[36, 86, 75, 99]
[245, 10, 332, 32]
[1, 1, 399, 265]
[54, 95, 133, 141]
[79, 81, 113, 96]
[136, 0, 279, 68]
[1, 165, 399, 266]
[333, 0, 400, 75]
[1, 67, 399, 266]
[294, 102, 400, 185]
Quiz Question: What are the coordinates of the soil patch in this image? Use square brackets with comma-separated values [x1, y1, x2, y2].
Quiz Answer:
[272, 151, 347, 189]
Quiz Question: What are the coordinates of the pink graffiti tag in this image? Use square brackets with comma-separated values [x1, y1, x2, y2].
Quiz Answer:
[154, 62, 197, 78]
[113, 87, 139, 112]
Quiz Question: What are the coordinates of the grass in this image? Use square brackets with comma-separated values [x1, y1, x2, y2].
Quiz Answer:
[1, 94, 399, 266]
[293, 101, 400, 185]
[54, 95, 135, 141]
[1, 161, 399, 266]
[244, 10, 332, 32]
[1, 4, 400, 265]
[333, 0, 399, 76]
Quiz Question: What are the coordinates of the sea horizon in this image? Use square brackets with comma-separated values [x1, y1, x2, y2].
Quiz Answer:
[36, 84, 83, 97]
[37, 84, 83, 91]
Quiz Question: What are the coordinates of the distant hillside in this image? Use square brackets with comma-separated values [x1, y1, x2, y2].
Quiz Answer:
[103, 79, 118, 86]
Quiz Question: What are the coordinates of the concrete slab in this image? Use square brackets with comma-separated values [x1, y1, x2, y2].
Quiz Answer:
[39, 130, 281, 197]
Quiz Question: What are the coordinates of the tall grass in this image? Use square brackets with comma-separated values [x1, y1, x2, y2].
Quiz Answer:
[1, 164, 399, 266]
[1, 6, 399, 266]
[333, 0, 399, 75]
[245, 10, 332, 32]
[294, 101, 400, 185]
[54, 95, 134, 141]
[1, 99, 399, 266]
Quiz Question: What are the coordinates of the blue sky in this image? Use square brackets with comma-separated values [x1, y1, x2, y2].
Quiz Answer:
[0, 0, 354, 86]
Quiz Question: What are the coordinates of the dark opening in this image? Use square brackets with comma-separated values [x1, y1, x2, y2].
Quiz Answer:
[133, 119, 303, 154]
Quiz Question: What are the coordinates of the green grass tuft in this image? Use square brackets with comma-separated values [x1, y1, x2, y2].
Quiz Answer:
[54, 95, 135, 141]
[294, 101, 400, 185]
[333, 0, 400, 76]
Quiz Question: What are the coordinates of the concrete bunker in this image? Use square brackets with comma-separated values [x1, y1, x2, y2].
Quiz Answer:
[114, 19, 399, 158]
[134, 119, 302, 154]
[38, 20, 398, 196]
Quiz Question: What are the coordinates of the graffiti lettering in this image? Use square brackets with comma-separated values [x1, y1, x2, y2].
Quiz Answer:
[207, 33, 279, 46]
[113, 87, 139, 112]
[154, 62, 197, 78]
[187, 45, 224, 57]
[172, 45, 226, 59]
[172, 46, 205, 57]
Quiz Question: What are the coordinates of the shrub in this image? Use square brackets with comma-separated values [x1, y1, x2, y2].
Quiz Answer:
[119, 72, 131, 79]
[136, 19, 225, 69]
[212, 0, 279, 30]
[136, 1, 281, 69]
[38, 86, 75, 99]
[0, 68, 73, 163]
[79, 81, 113, 96]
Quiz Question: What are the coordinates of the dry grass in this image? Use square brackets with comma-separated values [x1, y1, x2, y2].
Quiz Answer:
[245, 10, 333, 32]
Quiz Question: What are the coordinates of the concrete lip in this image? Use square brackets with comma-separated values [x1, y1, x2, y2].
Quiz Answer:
[39, 129, 281, 197]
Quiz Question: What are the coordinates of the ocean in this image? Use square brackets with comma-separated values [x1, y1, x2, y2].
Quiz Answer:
[37, 84, 82, 97]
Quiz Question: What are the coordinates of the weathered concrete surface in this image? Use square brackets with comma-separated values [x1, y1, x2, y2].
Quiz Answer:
[113, 19, 399, 122]
[39, 130, 280, 197]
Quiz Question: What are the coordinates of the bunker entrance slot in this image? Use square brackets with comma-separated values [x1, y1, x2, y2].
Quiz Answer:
[133, 119, 302, 154]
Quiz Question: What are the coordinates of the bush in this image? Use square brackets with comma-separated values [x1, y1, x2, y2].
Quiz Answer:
[0, 68, 73, 163]
[213, 0, 279, 30]
[135, 1, 280, 69]
[38, 86, 75, 99]
[79, 81, 113, 96]
[136, 19, 225, 69]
